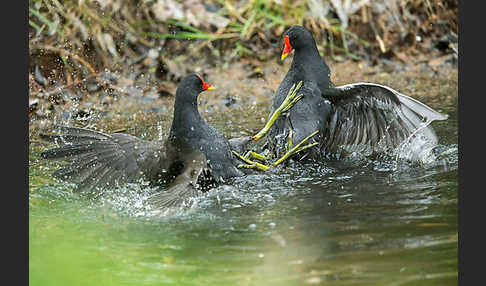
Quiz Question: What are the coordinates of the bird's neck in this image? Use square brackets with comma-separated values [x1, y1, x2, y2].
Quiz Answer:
[170, 97, 205, 139]
[291, 46, 332, 89]
[293, 45, 321, 63]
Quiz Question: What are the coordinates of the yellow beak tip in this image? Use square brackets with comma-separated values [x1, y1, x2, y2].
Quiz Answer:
[281, 53, 288, 61]
[207, 86, 215, 90]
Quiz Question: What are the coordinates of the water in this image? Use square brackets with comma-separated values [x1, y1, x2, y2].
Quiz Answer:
[29, 76, 458, 285]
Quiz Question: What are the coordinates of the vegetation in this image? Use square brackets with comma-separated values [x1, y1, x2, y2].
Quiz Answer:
[28, 0, 457, 125]
[29, 0, 457, 72]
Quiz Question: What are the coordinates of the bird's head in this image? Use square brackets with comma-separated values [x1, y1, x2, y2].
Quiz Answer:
[280, 25, 316, 60]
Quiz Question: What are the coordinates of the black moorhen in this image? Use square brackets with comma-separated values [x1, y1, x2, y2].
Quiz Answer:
[264, 25, 448, 161]
[40, 74, 249, 207]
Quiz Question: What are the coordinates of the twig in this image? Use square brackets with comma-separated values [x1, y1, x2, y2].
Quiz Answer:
[31, 72, 104, 98]
[31, 45, 96, 73]
[367, 7, 386, 53]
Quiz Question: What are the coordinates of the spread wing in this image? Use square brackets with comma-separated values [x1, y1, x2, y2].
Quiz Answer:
[40, 125, 171, 191]
[320, 83, 448, 157]
[146, 150, 217, 210]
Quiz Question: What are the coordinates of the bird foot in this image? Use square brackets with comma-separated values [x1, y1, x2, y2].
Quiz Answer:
[232, 151, 271, 171]
[252, 81, 304, 141]
[273, 130, 319, 166]
[234, 130, 319, 170]
[244, 150, 267, 161]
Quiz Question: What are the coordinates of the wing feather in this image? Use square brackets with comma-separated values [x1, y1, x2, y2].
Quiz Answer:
[40, 125, 170, 191]
[321, 83, 447, 159]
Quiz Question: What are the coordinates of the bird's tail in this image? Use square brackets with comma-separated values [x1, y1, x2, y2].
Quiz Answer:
[40, 125, 143, 191]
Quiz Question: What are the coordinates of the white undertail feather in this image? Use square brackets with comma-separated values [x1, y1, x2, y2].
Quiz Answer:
[336, 82, 448, 163]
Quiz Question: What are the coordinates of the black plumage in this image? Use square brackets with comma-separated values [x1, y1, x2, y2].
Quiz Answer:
[40, 74, 250, 207]
[267, 26, 448, 161]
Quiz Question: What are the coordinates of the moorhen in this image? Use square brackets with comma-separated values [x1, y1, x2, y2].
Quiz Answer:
[258, 25, 448, 162]
[40, 73, 306, 207]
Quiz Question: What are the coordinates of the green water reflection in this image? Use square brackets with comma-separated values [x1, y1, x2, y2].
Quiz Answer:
[29, 94, 458, 286]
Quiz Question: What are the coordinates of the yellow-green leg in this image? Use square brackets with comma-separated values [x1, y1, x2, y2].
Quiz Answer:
[253, 81, 304, 141]
[243, 150, 267, 161]
[232, 151, 270, 171]
[233, 130, 320, 170]
[273, 130, 319, 166]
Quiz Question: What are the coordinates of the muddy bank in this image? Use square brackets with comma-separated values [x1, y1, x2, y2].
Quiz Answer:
[29, 1, 458, 125]
[29, 50, 457, 153]
[29, 0, 457, 71]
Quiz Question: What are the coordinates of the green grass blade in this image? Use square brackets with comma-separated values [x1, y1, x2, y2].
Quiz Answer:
[141, 31, 238, 40]
[29, 7, 64, 38]
[259, 10, 284, 25]
[165, 19, 204, 34]
[142, 31, 214, 40]
[332, 25, 371, 47]
[241, 10, 257, 38]
[29, 20, 42, 32]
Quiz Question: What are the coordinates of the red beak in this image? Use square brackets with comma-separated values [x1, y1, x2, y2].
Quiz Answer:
[202, 81, 214, 91]
[281, 35, 292, 60]
[197, 74, 215, 91]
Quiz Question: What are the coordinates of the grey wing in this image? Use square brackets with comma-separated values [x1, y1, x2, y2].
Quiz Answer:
[40, 125, 169, 191]
[321, 83, 448, 157]
[146, 150, 216, 210]
[201, 127, 245, 181]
